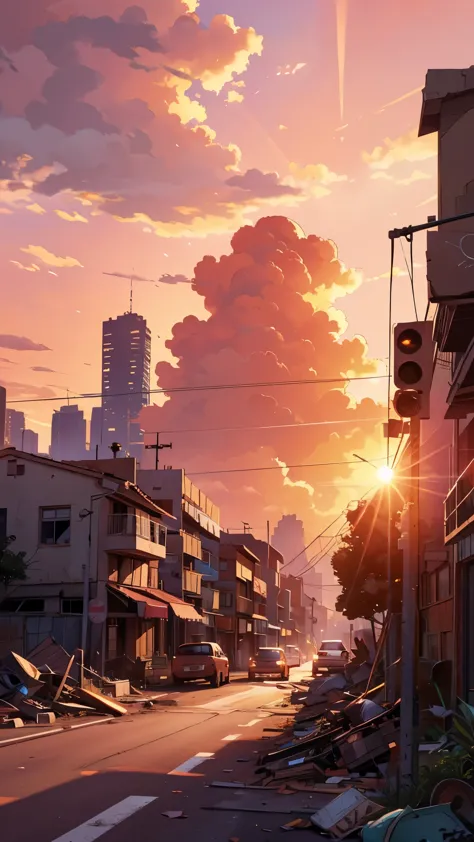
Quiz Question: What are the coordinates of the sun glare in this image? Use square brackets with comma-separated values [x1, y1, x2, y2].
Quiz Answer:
[377, 465, 394, 484]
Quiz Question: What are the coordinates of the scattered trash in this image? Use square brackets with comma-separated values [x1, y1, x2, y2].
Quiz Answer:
[162, 811, 187, 819]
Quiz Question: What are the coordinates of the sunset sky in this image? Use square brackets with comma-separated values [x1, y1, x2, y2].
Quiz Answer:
[1, 0, 472, 578]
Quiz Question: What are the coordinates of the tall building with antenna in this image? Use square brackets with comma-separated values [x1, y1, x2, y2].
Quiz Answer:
[100, 297, 151, 460]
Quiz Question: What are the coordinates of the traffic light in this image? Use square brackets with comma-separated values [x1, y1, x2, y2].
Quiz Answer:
[393, 321, 434, 420]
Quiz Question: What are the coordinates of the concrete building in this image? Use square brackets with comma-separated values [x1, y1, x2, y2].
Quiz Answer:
[0, 386, 5, 449]
[51, 405, 87, 462]
[220, 532, 286, 647]
[89, 407, 103, 457]
[137, 468, 221, 643]
[216, 543, 259, 669]
[417, 66, 474, 700]
[22, 429, 38, 455]
[101, 311, 151, 461]
[5, 409, 25, 449]
[0, 449, 191, 676]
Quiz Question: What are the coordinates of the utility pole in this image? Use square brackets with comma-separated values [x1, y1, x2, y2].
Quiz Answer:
[242, 521, 251, 534]
[145, 433, 172, 470]
[399, 415, 420, 790]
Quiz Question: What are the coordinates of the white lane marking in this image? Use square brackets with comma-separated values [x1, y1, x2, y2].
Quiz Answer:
[238, 719, 260, 728]
[51, 796, 157, 842]
[222, 734, 240, 742]
[169, 752, 214, 775]
[198, 689, 257, 710]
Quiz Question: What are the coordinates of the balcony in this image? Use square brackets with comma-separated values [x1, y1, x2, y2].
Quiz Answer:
[236, 595, 253, 616]
[183, 568, 202, 596]
[106, 514, 166, 559]
[202, 587, 220, 612]
[445, 337, 474, 419]
[182, 498, 220, 537]
[445, 457, 474, 543]
[253, 576, 267, 599]
[167, 531, 202, 561]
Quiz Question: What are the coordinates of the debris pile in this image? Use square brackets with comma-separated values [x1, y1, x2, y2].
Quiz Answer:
[209, 653, 474, 839]
[0, 646, 128, 729]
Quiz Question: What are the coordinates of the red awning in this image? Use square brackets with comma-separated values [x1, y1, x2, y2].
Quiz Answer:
[108, 584, 168, 620]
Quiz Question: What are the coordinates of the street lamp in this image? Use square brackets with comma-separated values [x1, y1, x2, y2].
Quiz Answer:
[353, 453, 393, 484]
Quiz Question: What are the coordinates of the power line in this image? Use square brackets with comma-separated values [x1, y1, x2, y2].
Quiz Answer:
[188, 456, 388, 477]
[279, 511, 346, 571]
[6, 374, 389, 406]
[144, 416, 383, 436]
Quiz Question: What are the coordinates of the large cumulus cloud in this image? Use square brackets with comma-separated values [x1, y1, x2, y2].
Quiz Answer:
[141, 216, 386, 532]
[0, 1, 304, 235]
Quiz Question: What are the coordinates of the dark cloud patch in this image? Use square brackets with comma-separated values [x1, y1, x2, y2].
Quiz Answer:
[30, 365, 56, 372]
[157, 273, 192, 285]
[0, 335, 50, 351]
[226, 169, 302, 199]
[162, 64, 193, 81]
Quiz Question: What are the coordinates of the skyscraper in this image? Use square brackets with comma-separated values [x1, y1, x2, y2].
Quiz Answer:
[5, 409, 25, 449]
[89, 406, 103, 457]
[51, 405, 87, 461]
[22, 429, 39, 455]
[101, 311, 151, 459]
[0, 386, 5, 449]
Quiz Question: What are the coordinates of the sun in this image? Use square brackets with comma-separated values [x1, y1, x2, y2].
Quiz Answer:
[377, 465, 394, 484]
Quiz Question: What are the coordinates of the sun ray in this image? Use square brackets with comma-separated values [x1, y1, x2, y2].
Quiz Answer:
[335, 0, 349, 122]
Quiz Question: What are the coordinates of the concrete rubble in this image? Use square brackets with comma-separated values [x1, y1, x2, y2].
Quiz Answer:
[0, 641, 141, 728]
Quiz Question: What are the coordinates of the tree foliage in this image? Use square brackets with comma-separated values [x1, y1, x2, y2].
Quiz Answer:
[331, 490, 402, 621]
[0, 540, 27, 589]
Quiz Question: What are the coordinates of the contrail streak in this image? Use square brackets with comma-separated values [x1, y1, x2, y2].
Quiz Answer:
[335, 0, 348, 122]
[376, 85, 423, 113]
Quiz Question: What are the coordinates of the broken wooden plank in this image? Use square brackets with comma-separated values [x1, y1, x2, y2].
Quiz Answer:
[53, 654, 76, 703]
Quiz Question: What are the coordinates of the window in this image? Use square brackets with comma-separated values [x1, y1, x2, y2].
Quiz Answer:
[219, 591, 233, 608]
[0, 598, 44, 613]
[62, 599, 83, 614]
[321, 641, 345, 651]
[177, 643, 212, 656]
[0, 508, 6, 543]
[437, 565, 451, 601]
[257, 648, 282, 660]
[148, 565, 158, 589]
[40, 507, 71, 545]
[440, 631, 453, 661]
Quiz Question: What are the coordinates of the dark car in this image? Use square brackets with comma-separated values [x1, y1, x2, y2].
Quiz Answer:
[248, 647, 289, 681]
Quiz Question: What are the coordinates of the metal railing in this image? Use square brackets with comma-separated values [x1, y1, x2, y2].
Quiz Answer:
[236, 595, 253, 616]
[107, 513, 167, 546]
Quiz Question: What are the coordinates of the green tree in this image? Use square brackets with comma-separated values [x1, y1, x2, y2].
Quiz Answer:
[331, 489, 402, 621]
[0, 539, 27, 589]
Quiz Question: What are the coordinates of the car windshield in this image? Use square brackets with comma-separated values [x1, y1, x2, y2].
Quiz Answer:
[321, 641, 345, 651]
[177, 644, 213, 656]
[257, 649, 282, 659]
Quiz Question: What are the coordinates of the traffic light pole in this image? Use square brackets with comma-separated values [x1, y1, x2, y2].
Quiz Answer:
[399, 415, 420, 790]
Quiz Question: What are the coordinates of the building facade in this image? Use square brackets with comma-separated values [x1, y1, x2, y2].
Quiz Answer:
[137, 468, 221, 644]
[0, 386, 5, 450]
[101, 311, 151, 460]
[5, 409, 25, 449]
[51, 405, 87, 462]
[22, 429, 38, 455]
[216, 543, 259, 669]
[0, 449, 198, 677]
[415, 66, 474, 702]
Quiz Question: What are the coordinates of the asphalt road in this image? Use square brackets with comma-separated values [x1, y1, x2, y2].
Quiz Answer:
[0, 664, 326, 842]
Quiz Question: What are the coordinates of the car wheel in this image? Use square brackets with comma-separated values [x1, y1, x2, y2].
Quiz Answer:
[224, 671, 230, 684]
[281, 671, 289, 682]
[210, 672, 219, 688]
[248, 672, 255, 682]
[219, 673, 224, 686]
[173, 676, 185, 685]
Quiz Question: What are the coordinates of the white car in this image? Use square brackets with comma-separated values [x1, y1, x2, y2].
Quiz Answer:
[285, 646, 301, 667]
[313, 640, 350, 675]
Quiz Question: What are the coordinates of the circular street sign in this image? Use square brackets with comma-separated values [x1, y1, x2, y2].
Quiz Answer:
[88, 598, 107, 624]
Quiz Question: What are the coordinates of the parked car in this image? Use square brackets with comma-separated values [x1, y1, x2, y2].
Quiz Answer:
[313, 640, 350, 675]
[248, 647, 289, 681]
[285, 646, 301, 667]
[172, 642, 230, 687]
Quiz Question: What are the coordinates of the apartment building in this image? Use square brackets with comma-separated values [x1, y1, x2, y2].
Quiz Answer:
[417, 66, 474, 700]
[137, 468, 221, 644]
[216, 543, 260, 669]
[0, 450, 207, 676]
